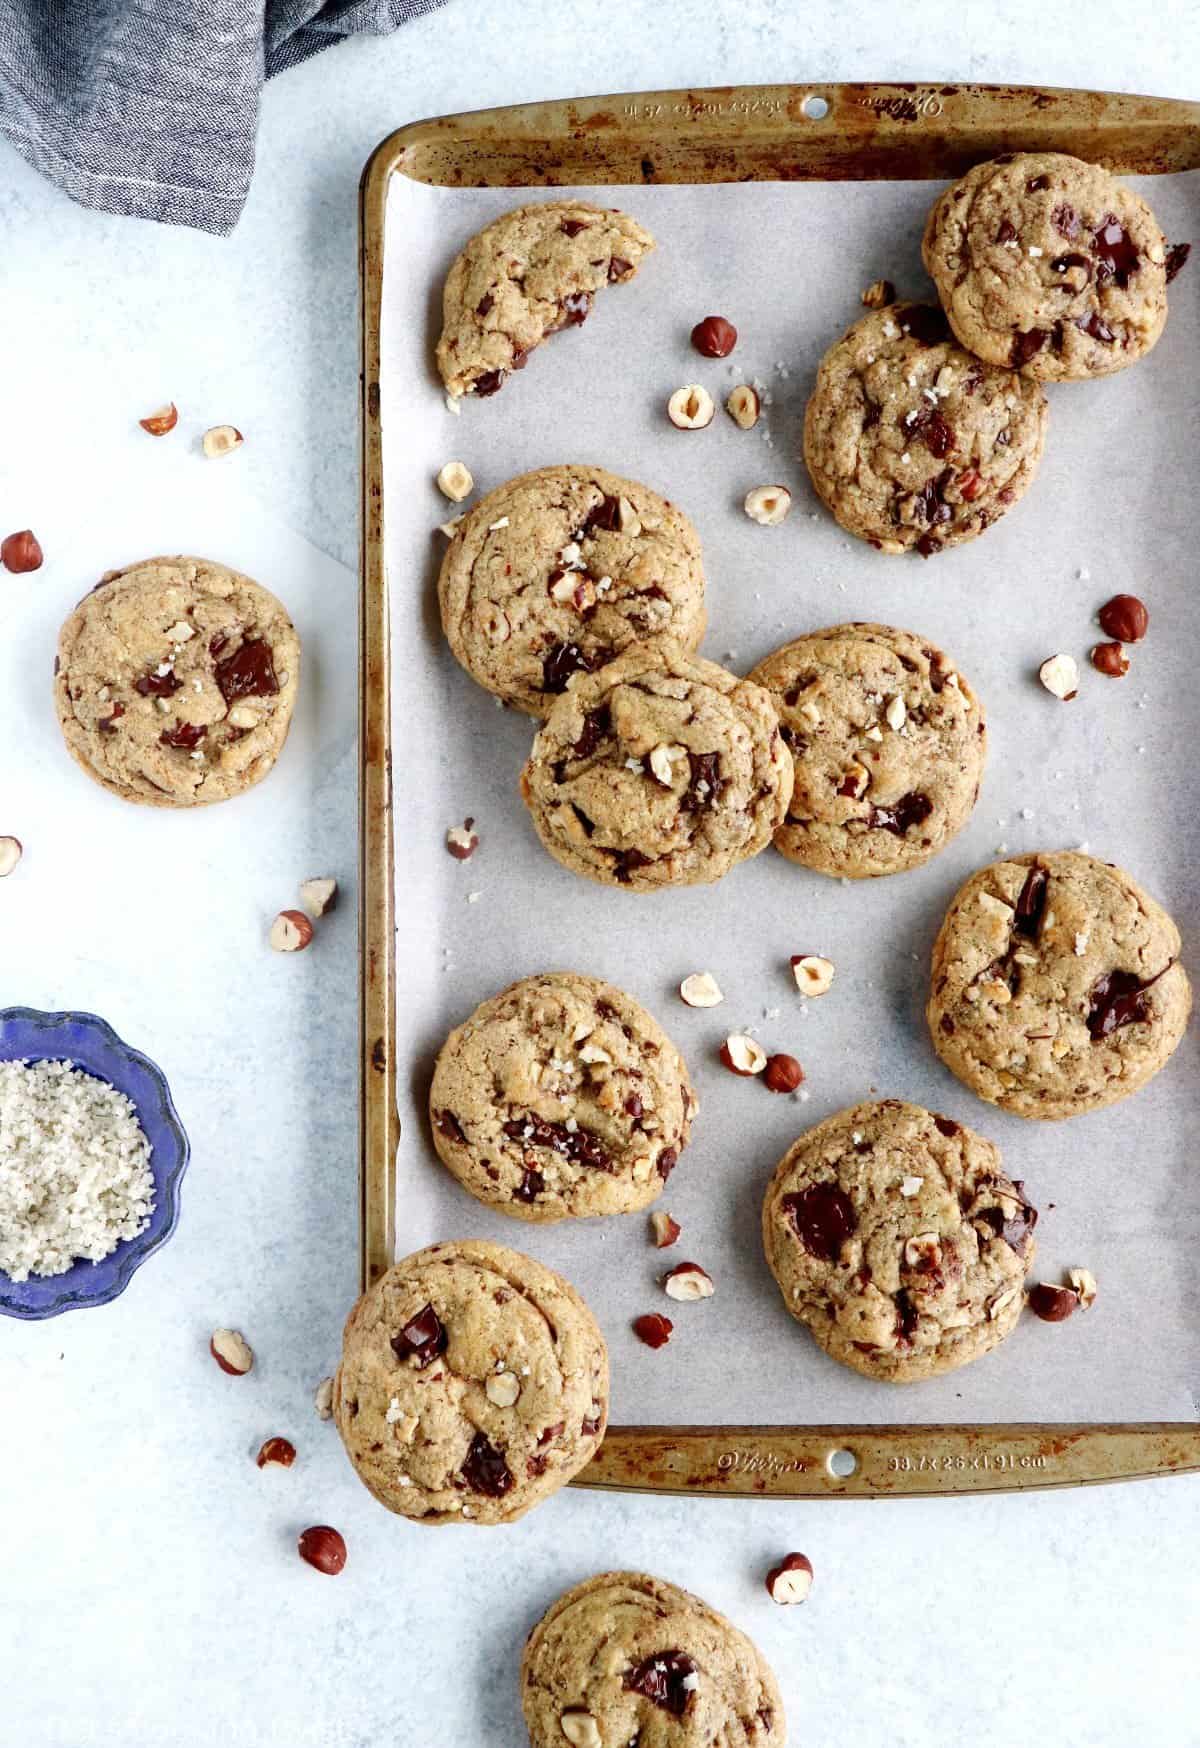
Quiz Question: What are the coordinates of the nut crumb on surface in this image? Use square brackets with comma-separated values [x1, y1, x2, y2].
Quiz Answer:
[0, 836, 22, 877]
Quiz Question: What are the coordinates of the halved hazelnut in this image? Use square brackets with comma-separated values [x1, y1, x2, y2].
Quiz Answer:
[1090, 641, 1129, 678]
[764, 1053, 804, 1093]
[667, 384, 715, 429]
[650, 1210, 681, 1248]
[313, 1377, 335, 1420]
[861, 278, 896, 309]
[256, 1436, 296, 1469]
[680, 971, 723, 1008]
[0, 836, 23, 878]
[1038, 653, 1078, 700]
[446, 818, 479, 860]
[210, 1328, 253, 1375]
[1068, 1267, 1098, 1310]
[436, 460, 474, 502]
[269, 909, 314, 952]
[202, 424, 244, 459]
[725, 384, 761, 429]
[485, 1370, 521, 1408]
[1, 530, 43, 573]
[299, 876, 338, 919]
[791, 955, 835, 997]
[720, 1034, 767, 1076]
[297, 1525, 346, 1575]
[1028, 1282, 1079, 1322]
[744, 485, 792, 526]
[139, 402, 178, 436]
[632, 1312, 673, 1348]
[560, 1711, 603, 1748]
[765, 1552, 814, 1604]
[663, 1261, 714, 1301]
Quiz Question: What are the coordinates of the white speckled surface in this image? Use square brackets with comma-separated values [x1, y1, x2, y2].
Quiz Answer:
[1, 4, 1199, 1743]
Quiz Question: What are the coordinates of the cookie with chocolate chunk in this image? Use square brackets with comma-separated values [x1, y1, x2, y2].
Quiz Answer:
[438, 465, 706, 717]
[762, 1099, 1036, 1383]
[437, 200, 654, 399]
[430, 972, 695, 1221]
[802, 301, 1048, 555]
[928, 851, 1191, 1119]
[748, 623, 985, 877]
[54, 555, 299, 807]
[520, 642, 793, 891]
[334, 1240, 608, 1525]
[521, 1570, 785, 1748]
[923, 153, 1179, 380]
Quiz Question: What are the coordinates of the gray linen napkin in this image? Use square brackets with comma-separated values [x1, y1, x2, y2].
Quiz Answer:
[0, 0, 446, 234]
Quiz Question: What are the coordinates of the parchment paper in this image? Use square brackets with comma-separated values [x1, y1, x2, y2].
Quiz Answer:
[380, 171, 1200, 1427]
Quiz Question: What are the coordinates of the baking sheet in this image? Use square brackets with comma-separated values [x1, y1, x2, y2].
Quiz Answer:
[380, 171, 1200, 1428]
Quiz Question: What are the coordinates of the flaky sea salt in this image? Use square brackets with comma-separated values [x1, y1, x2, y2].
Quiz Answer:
[0, 1058, 154, 1281]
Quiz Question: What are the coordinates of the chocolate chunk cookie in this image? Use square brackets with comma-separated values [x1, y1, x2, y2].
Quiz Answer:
[438, 465, 707, 716]
[437, 201, 654, 399]
[923, 153, 1177, 380]
[802, 302, 1048, 555]
[748, 623, 985, 878]
[334, 1240, 608, 1526]
[928, 851, 1191, 1119]
[520, 642, 793, 891]
[522, 1570, 786, 1748]
[430, 972, 695, 1221]
[54, 555, 300, 807]
[762, 1099, 1036, 1383]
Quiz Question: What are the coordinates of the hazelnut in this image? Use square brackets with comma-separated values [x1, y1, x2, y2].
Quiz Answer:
[764, 1053, 804, 1093]
[297, 1525, 347, 1575]
[1037, 653, 1079, 700]
[632, 1312, 673, 1348]
[485, 1370, 521, 1407]
[446, 818, 479, 860]
[269, 909, 314, 952]
[1068, 1267, 1098, 1309]
[1, 529, 43, 573]
[1090, 641, 1130, 678]
[743, 484, 792, 526]
[313, 1377, 335, 1420]
[650, 1210, 681, 1248]
[790, 955, 835, 997]
[139, 402, 179, 436]
[667, 384, 715, 429]
[648, 743, 678, 785]
[1098, 594, 1148, 643]
[299, 876, 338, 919]
[436, 460, 474, 502]
[227, 704, 260, 729]
[903, 1231, 942, 1270]
[1028, 1282, 1080, 1322]
[679, 971, 724, 1008]
[861, 278, 896, 309]
[560, 1711, 603, 1748]
[900, 1175, 924, 1198]
[202, 424, 244, 459]
[725, 384, 761, 429]
[885, 694, 906, 731]
[986, 1284, 1023, 1321]
[690, 315, 738, 357]
[616, 495, 642, 535]
[720, 1034, 767, 1076]
[0, 836, 23, 878]
[765, 1552, 814, 1604]
[662, 1261, 714, 1301]
[209, 1328, 253, 1375]
[438, 515, 464, 539]
[256, 1436, 297, 1469]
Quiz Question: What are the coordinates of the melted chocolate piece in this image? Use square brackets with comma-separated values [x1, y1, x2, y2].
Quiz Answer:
[570, 804, 596, 838]
[624, 1093, 644, 1119]
[685, 750, 722, 810]
[514, 1167, 545, 1203]
[460, 1430, 514, 1498]
[656, 1147, 678, 1181]
[557, 290, 592, 327]
[542, 642, 594, 694]
[214, 638, 279, 705]
[560, 218, 589, 237]
[623, 1652, 698, 1718]
[474, 369, 506, 396]
[782, 1182, 857, 1261]
[1087, 965, 1169, 1040]
[899, 304, 950, 346]
[996, 217, 1018, 244]
[97, 703, 125, 733]
[933, 1115, 960, 1138]
[134, 669, 182, 698]
[1010, 328, 1049, 367]
[434, 1110, 467, 1145]
[868, 791, 933, 836]
[581, 493, 621, 535]
[502, 1113, 612, 1173]
[390, 1303, 447, 1368]
[913, 471, 955, 527]
[536, 1421, 565, 1448]
[1052, 202, 1080, 238]
[1077, 312, 1116, 344]
[975, 1184, 1038, 1254]
[1093, 215, 1139, 288]
[607, 256, 633, 282]
[1013, 864, 1049, 938]
[572, 708, 609, 760]
[160, 722, 207, 750]
[476, 293, 494, 317]
[1027, 174, 1050, 192]
[896, 1289, 921, 1340]
[1165, 241, 1191, 283]
[614, 847, 653, 882]
[907, 405, 956, 459]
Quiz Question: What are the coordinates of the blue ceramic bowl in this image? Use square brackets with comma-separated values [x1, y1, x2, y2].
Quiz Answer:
[0, 1009, 189, 1319]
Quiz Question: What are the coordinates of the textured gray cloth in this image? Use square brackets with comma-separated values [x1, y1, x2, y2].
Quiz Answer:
[0, 0, 446, 234]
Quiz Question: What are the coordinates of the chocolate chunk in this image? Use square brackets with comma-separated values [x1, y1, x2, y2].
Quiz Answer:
[476, 293, 494, 317]
[134, 669, 182, 698]
[939, 1013, 955, 1036]
[1076, 311, 1116, 344]
[861, 397, 880, 431]
[782, 1182, 857, 1261]
[560, 218, 589, 237]
[97, 703, 126, 733]
[570, 804, 597, 838]
[390, 1303, 447, 1368]
[1087, 965, 1169, 1040]
[214, 637, 279, 705]
[1013, 864, 1049, 938]
[160, 722, 207, 750]
[896, 1289, 921, 1339]
[623, 1652, 698, 1717]
[1166, 241, 1191, 283]
[899, 304, 950, 345]
[607, 256, 633, 282]
[997, 217, 1018, 244]
[613, 847, 653, 882]
[514, 1167, 545, 1203]
[556, 290, 592, 329]
[868, 791, 933, 835]
[581, 493, 622, 535]
[933, 1115, 960, 1137]
[536, 1421, 565, 1448]
[460, 1430, 513, 1498]
[434, 1110, 467, 1146]
[474, 369, 506, 396]
[656, 1146, 678, 1181]
[1093, 215, 1139, 288]
[502, 1113, 612, 1173]
[907, 404, 956, 459]
[1001, 1185, 1038, 1255]
[684, 750, 722, 810]
[624, 1093, 644, 1120]
[1026, 174, 1050, 192]
[541, 642, 594, 694]
[1052, 201, 1080, 238]
[1010, 328, 1049, 367]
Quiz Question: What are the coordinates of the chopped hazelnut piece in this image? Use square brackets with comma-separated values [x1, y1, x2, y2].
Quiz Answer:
[299, 876, 338, 919]
[269, 909, 314, 953]
[720, 1034, 767, 1075]
[313, 1377, 335, 1420]
[1068, 1267, 1098, 1309]
[744, 484, 792, 525]
[1038, 653, 1078, 700]
[560, 1711, 603, 1747]
[861, 278, 896, 309]
[436, 460, 474, 502]
[0, 836, 23, 878]
[139, 402, 179, 436]
[446, 818, 479, 860]
[485, 1370, 521, 1407]
[1, 529, 43, 573]
[765, 1552, 814, 1604]
[202, 424, 244, 459]
[679, 971, 723, 1008]
[725, 384, 761, 429]
[791, 954, 834, 997]
[649, 1211, 681, 1248]
[662, 1261, 714, 1301]
[210, 1328, 253, 1375]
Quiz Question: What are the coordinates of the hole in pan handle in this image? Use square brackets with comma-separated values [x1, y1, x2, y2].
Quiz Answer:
[801, 92, 830, 120]
[825, 1446, 857, 1479]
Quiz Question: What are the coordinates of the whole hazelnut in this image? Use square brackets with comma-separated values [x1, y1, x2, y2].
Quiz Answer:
[690, 315, 738, 357]
[1090, 641, 1130, 678]
[1, 530, 43, 574]
[764, 1053, 804, 1093]
[1097, 594, 1148, 643]
[298, 1525, 347, 1575]
[1028, 1282, 1080, 1323]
